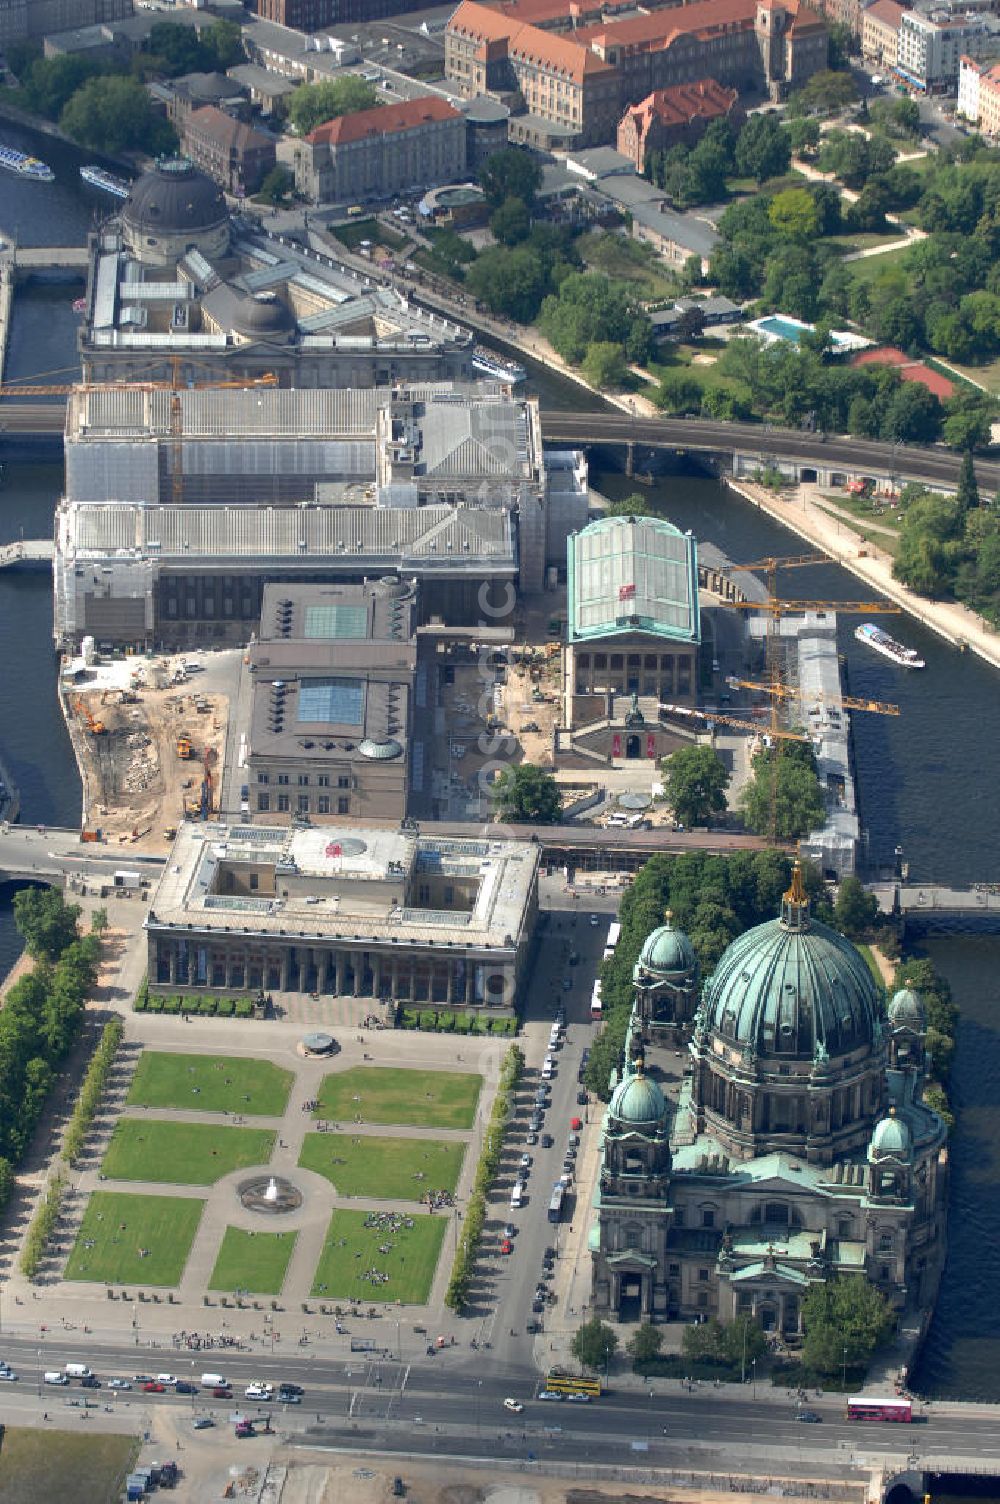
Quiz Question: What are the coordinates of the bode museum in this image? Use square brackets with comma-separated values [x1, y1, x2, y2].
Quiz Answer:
[589, 867, 948, 1331]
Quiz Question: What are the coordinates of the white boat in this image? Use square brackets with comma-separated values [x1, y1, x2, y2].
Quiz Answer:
[0, 146, 54, 183]
[855, 622, 925, 668]
[79, 164, 130, 199]
[472, 345, 526, 385]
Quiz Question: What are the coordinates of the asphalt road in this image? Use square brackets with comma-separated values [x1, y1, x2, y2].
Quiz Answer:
[1, 1333, 999, 1478]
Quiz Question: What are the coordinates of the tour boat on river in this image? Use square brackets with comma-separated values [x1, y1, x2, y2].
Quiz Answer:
[855, 622, 925, 668]
[0, 146, 54, 182]
[79, 164, 130, 199]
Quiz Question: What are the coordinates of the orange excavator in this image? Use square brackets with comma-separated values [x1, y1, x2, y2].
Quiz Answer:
[73, 696, 106, 736]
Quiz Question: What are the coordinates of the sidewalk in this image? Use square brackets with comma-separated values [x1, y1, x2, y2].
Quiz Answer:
[727, 478, 1000, 670]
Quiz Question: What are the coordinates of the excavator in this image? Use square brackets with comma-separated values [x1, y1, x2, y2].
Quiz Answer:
[72, 696, 106, 736]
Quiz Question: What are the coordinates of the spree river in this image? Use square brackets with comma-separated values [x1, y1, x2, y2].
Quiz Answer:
[1, 125, 999, 1399]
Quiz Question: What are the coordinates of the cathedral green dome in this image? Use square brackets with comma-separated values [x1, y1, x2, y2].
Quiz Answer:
[609, 1067, 666, 1126]
[701, 865, 883, 1063]
[871, 1109, 911, 1159]
[888, 987, 925, 1032]
[639, 914, 697, 978]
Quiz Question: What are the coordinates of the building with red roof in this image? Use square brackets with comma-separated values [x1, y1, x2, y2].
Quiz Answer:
[851, 347, 956, 399]
[446, 0, 828, 147]
[617, 80, 744, 173]
[294, 96, 466, 205]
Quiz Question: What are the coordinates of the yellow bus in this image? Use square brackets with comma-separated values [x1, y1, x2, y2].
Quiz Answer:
[545, 1374, 602, 1397]
[346, 205, 365, 218]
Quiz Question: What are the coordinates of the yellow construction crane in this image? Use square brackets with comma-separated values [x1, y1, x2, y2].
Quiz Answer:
[725, 677, 901, 717]
[660, 703, 808, 742]
[0, 368, 279, 506]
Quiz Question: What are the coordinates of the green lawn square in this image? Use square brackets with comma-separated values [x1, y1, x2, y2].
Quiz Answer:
[64, 1191, 204, 1285]
[310, 1208, 446, 1303]
[102, 1120, 275, 1184]
[126, 1052, 293, 1115]
[298, 1132, 465, 1201]
[314, 1066, 481, 1129]
[209, 1227, 298, 1295]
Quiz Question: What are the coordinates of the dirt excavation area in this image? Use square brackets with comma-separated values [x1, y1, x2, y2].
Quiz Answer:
[65, 651, 231, 853]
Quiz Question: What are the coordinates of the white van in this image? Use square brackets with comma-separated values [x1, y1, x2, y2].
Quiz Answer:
[541, 1055, 554, 1079]
[65, 1363, 92, 1378]
[44, 1372, 69, 1385]
[201, 1372, 228, 1389]
[510, 1181, 524, 1209]
[548, 1027, 561, 1050]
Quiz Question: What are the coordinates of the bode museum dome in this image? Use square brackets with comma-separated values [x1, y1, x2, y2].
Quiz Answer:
[589, 866, 948, 1331]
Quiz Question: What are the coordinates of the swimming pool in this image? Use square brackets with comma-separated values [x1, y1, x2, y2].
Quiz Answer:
[757, 315, 810, 343]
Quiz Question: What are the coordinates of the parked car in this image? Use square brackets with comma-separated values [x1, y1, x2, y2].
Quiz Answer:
[245, 1383, 273, 1400]
[566, 1392, 591, 1404]
[503, 1397, 524, 1413]
[525, 1130, 538, 1145]
[212, 1386, 232, 1398]
[143, 1382, 166, 1393]
[108, 1379, 132, 1390]
[537, 1389, 564, 1400]
[174, 1381, 197, 1395]
[500, 1239, 513, 1255]
[193, 1417, 214, 1430]
[278, 1382, 304, 1396]
[577, 1089, 588, 1105]
[80, 1375, 101, 1389]
[541, 1133, 553, 1149]
[526, 1320, 543, 1334]
[520, 1153, 532, 1170]
[0, 1370, 18, 1381]
[502, 1223, 516, 1239]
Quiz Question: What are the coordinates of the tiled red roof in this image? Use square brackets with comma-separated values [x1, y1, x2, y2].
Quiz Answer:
[186, 106, 271, 152]
[622, 79, 739, 135]
[864, 0, 906, 27]
[306, 96, 461, 147]
[851, 347, 955, 399]
[450, 0, 614, 78]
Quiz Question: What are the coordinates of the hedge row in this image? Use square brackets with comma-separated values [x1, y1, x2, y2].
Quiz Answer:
[63, 1017, 123, 1167]
[399, 1008, 517, 1035]
[135, 991, 254, 1019]
[445, 1043, 524, 1312]
[20, 1169, 66, 1280]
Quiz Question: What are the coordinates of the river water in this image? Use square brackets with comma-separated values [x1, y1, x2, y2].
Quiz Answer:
[1, 125, 998, 1399]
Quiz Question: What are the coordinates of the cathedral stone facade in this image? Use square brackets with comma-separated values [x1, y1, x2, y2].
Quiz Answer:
[589, 867, 948, 1328]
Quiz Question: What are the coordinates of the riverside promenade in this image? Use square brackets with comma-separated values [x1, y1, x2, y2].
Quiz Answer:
[727, 478, 1000, 671]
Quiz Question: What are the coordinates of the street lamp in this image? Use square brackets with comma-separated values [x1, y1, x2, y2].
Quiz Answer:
[842, 1344, 848, 1393]
[751, 1358, 757, 1400]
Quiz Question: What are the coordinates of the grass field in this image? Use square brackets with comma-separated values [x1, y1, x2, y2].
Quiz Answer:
[127, 1052, 293, 1115]
[209, 1227, 297, 1295]
[335, 218, 408, 251]
[64, 1191, 204, 1285]
[298, 1132, 466, 1201]
[310, 1207, 447, 1303]
[846, 243, 912, 286]
[315, 1066, 481, 1130]
[0, 1429, 140, 1504]
[102, 1120, 276, 1185]
[577, 230, 681, 300]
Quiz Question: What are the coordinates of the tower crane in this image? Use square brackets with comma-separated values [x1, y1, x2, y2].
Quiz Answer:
[660, 703, 808, 742]
[724, 677, 900, 717]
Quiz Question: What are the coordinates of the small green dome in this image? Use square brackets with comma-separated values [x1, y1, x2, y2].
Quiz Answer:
[639, 914, 697, 978]
[610, 1068, 666, 1126]
[889, 987, 925, 1032]
[871, 1109, 911, 1159]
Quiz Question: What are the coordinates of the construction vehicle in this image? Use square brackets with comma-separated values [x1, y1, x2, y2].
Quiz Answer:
[176, 738, 193, 760]
[73, 696, 106, 736]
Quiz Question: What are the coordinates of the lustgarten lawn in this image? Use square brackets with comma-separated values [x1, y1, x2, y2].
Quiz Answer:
[127, 1052, 293, 1115]
[310, 1207, 446, 1303]
[298, 1132, 465, 1201]
[209, 1227, 297, 1295]
[314, 1066, 481, 1130]
[102, 1120, 275, 1185]
[64, 1191, 204, 1285]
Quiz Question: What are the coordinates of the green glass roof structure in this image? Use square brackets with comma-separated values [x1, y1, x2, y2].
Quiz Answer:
[566, 515, 700, 645]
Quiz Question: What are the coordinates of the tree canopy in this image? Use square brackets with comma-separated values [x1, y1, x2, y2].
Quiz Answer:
[14, 887, 81, 963]
[571, 1317, 619, 1370]
[660, 744, 730, 827]
[801, 1276, 895, 1377]
[490, 764, 562, 824]
[740, 741, 826, 842]
[539, 272, 651, 366]
[289, 77, 379, 135]
[626, 1322, 663, 1373]
[681, 1315, 767, 1370]
[61, 74, 176, 155]
[832, 875, 880, 939]
[479, 147, 543, 208]
[734, 114, 791, 184]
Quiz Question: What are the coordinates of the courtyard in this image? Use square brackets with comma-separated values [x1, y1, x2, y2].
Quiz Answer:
[313, 1065, 481, 1129]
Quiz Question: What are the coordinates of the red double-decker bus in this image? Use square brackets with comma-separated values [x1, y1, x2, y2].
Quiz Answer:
[846, 1397, 912, 1423]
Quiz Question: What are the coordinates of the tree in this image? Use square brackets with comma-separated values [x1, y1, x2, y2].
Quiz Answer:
[202, 18, 243, 71]
[661, 744, 730, 827]
[787, 69, 858, 119]
[13, 888, 80, 963]
[490, 195, 531, 246]
[833, 875, 879, 939]
[741, 744, 825, 841]
[606, 491, 657, 519]
[801, 1276, 895, 1378]
[655, 370, 703, 415]
[786, 117, 821, 155]
[257, 165, 294, 207]
[466, 246, 549, 321]
[768, 187, 819, 242]
[289, 77, 378, 136]
[956, 449, 981, 515]
[675, 305, 707, 342]
[571, 1318, 618, 1371]
[582, 340, 627, 389]
[627, 1322, 663, 1374]
[479, 147, 542, 209]
[147, 21, 207, 77]
[90, 908, 109, 936]
[734, 114, 791, 184]
[61, 75, 175, 154]
[491, 764, 562, 824]
[539, 273, 650, 366]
